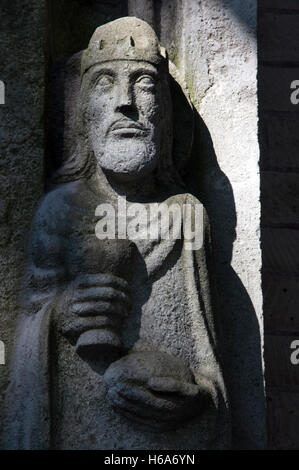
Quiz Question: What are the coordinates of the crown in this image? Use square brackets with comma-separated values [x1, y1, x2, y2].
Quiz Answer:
[81, 17, 168, 77]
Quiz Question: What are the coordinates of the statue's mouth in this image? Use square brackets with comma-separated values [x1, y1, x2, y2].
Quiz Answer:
[109, 120, 148, 137]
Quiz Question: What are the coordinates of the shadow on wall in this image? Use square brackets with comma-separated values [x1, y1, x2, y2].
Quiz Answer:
[218, 0, 256, 31]
[47, 0, 128, 63]
[184, 112, 265, 449]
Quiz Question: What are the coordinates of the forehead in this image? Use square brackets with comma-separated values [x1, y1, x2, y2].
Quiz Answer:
[91, 60, 159, 75]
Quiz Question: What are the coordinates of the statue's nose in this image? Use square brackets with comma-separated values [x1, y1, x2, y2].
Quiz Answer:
[115, 82, 134, 111]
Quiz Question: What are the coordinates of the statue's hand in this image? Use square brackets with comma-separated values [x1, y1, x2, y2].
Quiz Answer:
[56, 273, 131, 341]
[104, 351, 212, 431]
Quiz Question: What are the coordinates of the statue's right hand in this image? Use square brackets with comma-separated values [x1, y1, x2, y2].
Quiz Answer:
[56, 273, 131, 341]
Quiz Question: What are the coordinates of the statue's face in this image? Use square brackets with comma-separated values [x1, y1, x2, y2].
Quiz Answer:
[86, 60, 162, 182]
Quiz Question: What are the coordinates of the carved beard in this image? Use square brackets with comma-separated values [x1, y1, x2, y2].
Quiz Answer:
[92, 133, 160, 182]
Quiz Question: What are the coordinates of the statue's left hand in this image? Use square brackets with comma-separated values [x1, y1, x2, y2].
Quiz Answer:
[104, 350, 213, 431]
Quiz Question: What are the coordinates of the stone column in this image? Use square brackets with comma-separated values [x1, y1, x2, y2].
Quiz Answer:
[0, 0, 47, 443]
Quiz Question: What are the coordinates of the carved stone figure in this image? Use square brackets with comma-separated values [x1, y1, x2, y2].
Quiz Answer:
[4, 17, 230, 449]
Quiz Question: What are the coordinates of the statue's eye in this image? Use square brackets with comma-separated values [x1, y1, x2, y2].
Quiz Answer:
[135, 75, 156, 90]
[97, 74, 114, 87]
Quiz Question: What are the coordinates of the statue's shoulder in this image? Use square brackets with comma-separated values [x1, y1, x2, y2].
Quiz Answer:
[32, 179, 89, 236]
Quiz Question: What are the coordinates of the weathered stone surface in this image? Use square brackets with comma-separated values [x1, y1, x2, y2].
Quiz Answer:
[0, 0, 46, 443]
[168, 0, 265, 449]
[128, 0, 155, 28]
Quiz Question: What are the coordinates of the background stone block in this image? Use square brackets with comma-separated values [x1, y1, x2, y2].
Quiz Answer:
[0, 0, 46, 442]
[262, 172, 299, 226]
[259, 11, 299, 63]
[267, 390, 299, 449]
[265, 335, 299, 389]
[259, 115, 299, 171]
[262, 228, 299, 275]
[259, 66, 299, 112]
[260, 1, 299, 10]
[264, 276, 299, 333]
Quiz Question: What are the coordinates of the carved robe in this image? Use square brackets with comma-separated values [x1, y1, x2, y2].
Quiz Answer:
[4, 173, 230, 449]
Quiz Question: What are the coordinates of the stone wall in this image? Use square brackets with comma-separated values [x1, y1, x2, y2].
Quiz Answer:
[0, 0, 47, 442]
[259, 0, 299, 450]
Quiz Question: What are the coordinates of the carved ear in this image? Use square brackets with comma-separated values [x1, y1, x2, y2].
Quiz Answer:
[168, 61, 194, 172]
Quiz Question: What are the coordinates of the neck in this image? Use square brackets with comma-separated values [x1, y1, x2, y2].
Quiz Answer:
[96, 166, 164, 202]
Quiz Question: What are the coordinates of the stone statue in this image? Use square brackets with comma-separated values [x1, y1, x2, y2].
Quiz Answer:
[4, 17, 230, 449]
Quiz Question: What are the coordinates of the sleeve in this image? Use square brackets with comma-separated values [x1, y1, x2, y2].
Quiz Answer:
[22, 189, 68, 315]
[3, 189, 69, 449]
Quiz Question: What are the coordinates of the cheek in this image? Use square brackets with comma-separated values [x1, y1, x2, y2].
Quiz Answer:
[136, 93, 160, 122]
[87, 93, 112, 122]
